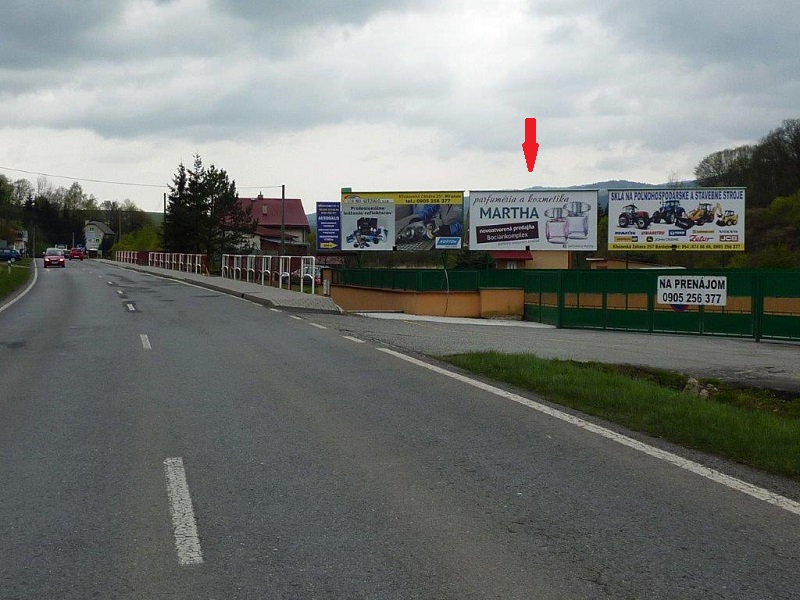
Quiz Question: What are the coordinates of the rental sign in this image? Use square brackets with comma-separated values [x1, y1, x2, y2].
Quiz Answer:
[656, 275, 728, 306]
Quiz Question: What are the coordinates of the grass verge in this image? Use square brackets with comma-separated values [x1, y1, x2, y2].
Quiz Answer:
[0, 260, 31, 302]
[443, 351, 800, 479]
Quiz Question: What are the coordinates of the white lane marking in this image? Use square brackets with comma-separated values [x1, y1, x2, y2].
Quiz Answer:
[290, 315, 302, 320]
[343, 336, 365, 343]
[377, 347, 800, 517]
[107, 281, 114, 285]
[310, 323, 327, 330]
[163, 457, 204, 565]
[126, 303, 136, 312]
[140, 334, 151, 350]
[0, 261, 39, 314]
[269, 308, 281, 312]
[117, 290, 124, 295]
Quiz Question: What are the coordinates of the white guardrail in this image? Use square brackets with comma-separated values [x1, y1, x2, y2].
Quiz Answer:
[221, 254, 317, 294]
[115, 251, 208, 274]
[148, 253, 207, 274]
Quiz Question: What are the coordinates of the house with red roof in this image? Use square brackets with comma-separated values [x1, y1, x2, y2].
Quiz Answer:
[490, 250, 572, 269]
[238, 194, 311, 255]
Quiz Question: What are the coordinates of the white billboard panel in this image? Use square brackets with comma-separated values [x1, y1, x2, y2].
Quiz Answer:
[468, 190, 598, 251]
[607, 188, 745, 251]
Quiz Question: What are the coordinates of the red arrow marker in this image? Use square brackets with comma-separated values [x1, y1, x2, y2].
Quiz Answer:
[522, 118, 539, 172]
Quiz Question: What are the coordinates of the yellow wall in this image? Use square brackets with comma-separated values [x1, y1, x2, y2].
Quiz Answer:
[330, 286, 524, 318]
[530, 251, 571, 269]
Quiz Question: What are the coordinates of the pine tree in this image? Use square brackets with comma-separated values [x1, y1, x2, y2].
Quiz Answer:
[163, 155, 256, 260]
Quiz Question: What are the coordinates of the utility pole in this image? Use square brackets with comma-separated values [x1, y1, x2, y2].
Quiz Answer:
[280, 184, 286, 256]
[163, 192, 167, 251]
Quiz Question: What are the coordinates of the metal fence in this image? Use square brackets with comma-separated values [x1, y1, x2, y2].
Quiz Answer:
[220, 254, 317, 293]
[116, 251, 208, 274]
[333, 268, 800, 342]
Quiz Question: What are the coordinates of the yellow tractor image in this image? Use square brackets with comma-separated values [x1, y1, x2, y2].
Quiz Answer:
[685, 202, 719, 225]
[716, 209, 739, 227]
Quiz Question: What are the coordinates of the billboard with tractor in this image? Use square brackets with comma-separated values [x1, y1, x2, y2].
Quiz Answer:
[607, 188, 745, 251]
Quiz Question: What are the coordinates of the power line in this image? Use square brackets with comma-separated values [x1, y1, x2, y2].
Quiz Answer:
[0, 165, 165, 188]
[0, 164, 284, 191]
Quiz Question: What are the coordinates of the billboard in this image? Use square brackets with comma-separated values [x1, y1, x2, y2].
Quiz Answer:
[339, 191, 464, 251]
[468, 190, 598, 251]
[316, 202, 342, 251]
[607, 188, 745, 251]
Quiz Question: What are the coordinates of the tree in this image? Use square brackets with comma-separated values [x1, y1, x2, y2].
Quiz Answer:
[163, 162, 195, 252]
[453, 250, 496, 269]
[163, 155, 256, 260]
[694, 119, 800, 209]
[694, 145, 754, 188]
[0, 175, 17, 221]
[201, 162, 256, 257]
[111, 220, 161, 253]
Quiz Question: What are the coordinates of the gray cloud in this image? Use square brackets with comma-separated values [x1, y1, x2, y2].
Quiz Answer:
[211, 0, 428, 27]
[0, 0, 797, 207]
[0, 1, 124, 68]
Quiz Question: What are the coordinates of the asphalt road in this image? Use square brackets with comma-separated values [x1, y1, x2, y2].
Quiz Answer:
[2, 260, 800, 599]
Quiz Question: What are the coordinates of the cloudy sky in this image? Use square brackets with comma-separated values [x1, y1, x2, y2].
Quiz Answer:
[1, 0, 796, 214]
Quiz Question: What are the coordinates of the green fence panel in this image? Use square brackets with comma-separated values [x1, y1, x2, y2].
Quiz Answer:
[702, 312, 754, 337]
[604, 309, 651, 332]
[762, 314, 800, 340]
[562, 307, 605, 329]
[761, 269, 800, 297]
[478, 269, 524, 289]
[652, 310, 702, 334]
[418, 269, 450, 291]
[333, 267, 800, 342]
[524, 303, 559, 326]
[521, 273, 560, 295]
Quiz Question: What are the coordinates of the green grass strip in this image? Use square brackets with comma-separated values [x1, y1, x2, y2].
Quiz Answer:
[444, 351, 800, 479]
[0, 260, 31, 301]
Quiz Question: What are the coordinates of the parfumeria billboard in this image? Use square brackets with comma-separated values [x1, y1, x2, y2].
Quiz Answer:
[468, 190, 598, 251]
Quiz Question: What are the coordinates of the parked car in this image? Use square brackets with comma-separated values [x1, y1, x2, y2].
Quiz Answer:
[69, 248, 85, 260]
[0, 248, 19, 262]
[291, 266, 322, 285]
[43, 247, 66, 268]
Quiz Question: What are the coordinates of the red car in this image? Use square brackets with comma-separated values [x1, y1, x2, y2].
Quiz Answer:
[43, 247, 66, 268]
[69, 248, 85, 260]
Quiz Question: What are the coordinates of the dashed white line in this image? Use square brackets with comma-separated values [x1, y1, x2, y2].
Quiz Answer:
[117, 290, 124, 295]
[343, 335, 365, 343]
[126, 303, 136, 312]
[376, 347, 800, 517]
[310, 323, 327, 329]
[269, 308, 281, 312]
[163, 457, 204, 566]
[140, 334, 151, 350]
[290, 315, 302, 320]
